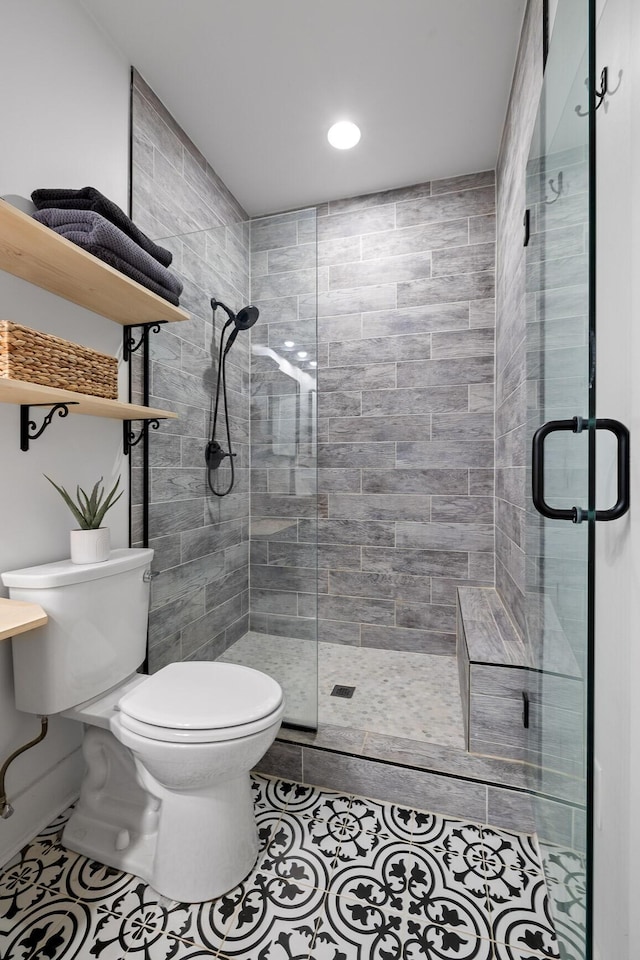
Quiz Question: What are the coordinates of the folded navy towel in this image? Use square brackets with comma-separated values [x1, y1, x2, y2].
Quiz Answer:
[33, 208, 183, 298]
[31, 186, 173, 268]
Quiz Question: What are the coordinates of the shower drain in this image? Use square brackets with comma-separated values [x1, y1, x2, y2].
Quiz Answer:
[331, 684, 355, 699]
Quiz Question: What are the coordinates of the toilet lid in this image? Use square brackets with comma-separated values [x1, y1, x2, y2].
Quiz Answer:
[118, 661, 283, 730]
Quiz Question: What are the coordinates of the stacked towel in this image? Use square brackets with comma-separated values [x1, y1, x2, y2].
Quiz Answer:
[31, 187, 172, 267]
[33, 208, 183, 305]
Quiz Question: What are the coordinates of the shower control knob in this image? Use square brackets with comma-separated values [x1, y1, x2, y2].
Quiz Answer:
[205, 440, 237, 471]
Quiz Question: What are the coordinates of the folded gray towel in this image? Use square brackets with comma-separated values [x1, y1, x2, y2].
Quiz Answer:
[56, 229, 181, 305]
[34, 209, 183, 298]
[31, 186, 173, 267]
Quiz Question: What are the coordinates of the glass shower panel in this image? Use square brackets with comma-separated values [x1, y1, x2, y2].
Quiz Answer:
[137, 213, 318, 731]
[242, 208, 319, 729]
[525, 1, 592, 956]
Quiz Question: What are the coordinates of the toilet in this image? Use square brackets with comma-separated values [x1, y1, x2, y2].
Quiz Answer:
[1, 548, 284, 903]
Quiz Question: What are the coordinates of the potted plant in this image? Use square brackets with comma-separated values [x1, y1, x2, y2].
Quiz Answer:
[45, 475, 123, 564]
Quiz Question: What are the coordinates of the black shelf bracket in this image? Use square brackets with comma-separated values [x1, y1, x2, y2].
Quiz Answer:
[123, 322, 166, 361]
[20, 402, 79, 452]
[123, 418, 160, 456]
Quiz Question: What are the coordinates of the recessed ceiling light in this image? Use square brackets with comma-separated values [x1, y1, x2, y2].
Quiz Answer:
[284, 340, 295, 348]
[297, 350, 308, 359]
[327, 121, 361, 150]
[309, 360, 318, 368]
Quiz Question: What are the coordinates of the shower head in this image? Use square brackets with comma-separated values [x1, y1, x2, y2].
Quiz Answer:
[211, 299, 259, 356]
[235, 305, 259, 330]
[210, 299, 259, 330]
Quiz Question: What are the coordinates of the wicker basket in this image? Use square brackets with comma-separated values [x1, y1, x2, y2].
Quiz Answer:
[0, 320, 117, 399]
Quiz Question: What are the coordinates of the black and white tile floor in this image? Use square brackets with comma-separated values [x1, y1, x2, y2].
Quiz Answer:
[1, 776, 568, 960]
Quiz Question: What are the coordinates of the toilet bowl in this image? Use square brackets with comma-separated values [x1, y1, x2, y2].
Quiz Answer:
[2, 550, 284, 903]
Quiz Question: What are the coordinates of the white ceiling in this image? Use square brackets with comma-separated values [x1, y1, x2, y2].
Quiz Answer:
[78, 0, 527, 217]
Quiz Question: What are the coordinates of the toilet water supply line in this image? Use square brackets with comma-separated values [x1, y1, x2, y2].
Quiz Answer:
[0, 716, 48, 819]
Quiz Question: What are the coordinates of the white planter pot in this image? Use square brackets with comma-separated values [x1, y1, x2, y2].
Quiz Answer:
[70, 528, 111, 564]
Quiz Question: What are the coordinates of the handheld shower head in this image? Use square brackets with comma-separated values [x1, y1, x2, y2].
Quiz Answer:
[235, 305, 259, 330]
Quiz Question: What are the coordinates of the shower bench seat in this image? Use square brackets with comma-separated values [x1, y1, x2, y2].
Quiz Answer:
[456, 586, 581, 763]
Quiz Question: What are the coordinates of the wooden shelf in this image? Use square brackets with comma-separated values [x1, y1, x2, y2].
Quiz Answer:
[0, 598, 48, 641]
[0, 377, 177, 421]
[0, 200, 189, 326]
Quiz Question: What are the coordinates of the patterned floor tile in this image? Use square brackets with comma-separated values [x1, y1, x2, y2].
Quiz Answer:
[216, 871, 326, 958]
[538, 846, 586, 960]
[402, 918, 496, 959]
[0, 836, 77, 919]
[489, 878, 559, 958]
[260, 809, 341, 890]
[410, 818, 489, 905]
[312, 892, 404, 960]
[481, 828, 544, 878]
[340, 795, 421, 843]
[0, 898, 92, 960]
[1, 776, 559, 960]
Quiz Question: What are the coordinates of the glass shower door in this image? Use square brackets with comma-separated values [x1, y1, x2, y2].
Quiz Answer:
[525, 1, 594, 956]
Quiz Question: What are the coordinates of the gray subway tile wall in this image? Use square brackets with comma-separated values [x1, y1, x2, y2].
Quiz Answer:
[250, 176, 496, 656]
[131, 70, 251, 671]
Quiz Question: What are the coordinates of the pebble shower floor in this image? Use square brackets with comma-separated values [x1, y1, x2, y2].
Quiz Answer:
[0, 775, 564, 959]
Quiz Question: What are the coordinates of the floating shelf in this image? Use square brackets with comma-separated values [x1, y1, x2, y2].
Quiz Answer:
[0, 200, 189, 326]
[0, 377, 177, 421]
[0, 598, 48, 641]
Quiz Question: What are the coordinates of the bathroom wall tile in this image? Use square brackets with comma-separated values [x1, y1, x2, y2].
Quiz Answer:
[305, 284, 397, 319]
[361, 218, 469, 260]
[398, 271, 495, 308]
[397, 355, 494, 389]
[330, 252, 432, 290]
[149, 498, 204, 538]
[328, 493, 430, 523]
[300, 518, 395, 546]
[301, 750, 488, 823]
[328, 181, 431, 215]
[395, 600, 455, 633]
[318, 442, 396, 468]
[469, 214, 497, 244]
[182, 593, 245, 657]
[317, 204, 396, 241]
[431, 496, 494, 524]
[469, 298, 496, 328]
[431, 242, 495, 278]
[362, 302, 470, 339]
[360, 624, 455, 657]
[319, 361, 395, 392]
[396, 440, 494, 469]
[396, 521, 494, 553]
[431, 327, 495, 359]
[469, 383, 495, 413]
[361, 468, 467, 495]
[361, 385, 468, 417]
[329, 570, 432, 603]
[181, 519, 244, 563]
[318, 391, 362, 418]
[148, 587, 206, 645]
[361, 547, 468, 579]
[317, 594, 395, 626]
[329, 333, 431, 366]
[396, 185, 496, 228]
[430, 413, 494, 441]
[254, 741, 303, 782]
[329, 415, 431, 444]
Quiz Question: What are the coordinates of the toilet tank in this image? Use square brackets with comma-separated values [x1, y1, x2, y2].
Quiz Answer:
[2, 548, 153, 715]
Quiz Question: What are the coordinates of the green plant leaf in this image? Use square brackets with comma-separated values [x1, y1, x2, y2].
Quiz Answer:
[94, 477, 123, 528]
[44, 474, 122, 530]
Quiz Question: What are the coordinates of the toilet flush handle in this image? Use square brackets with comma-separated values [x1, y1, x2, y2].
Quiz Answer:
[143, 569, 160, 583]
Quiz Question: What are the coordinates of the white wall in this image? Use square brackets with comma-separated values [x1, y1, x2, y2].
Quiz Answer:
[593, 0, 640, 957]
[0, 0, 129, 865]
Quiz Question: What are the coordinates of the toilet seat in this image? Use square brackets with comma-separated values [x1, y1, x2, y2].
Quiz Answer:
[116, 661, 284, 743]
